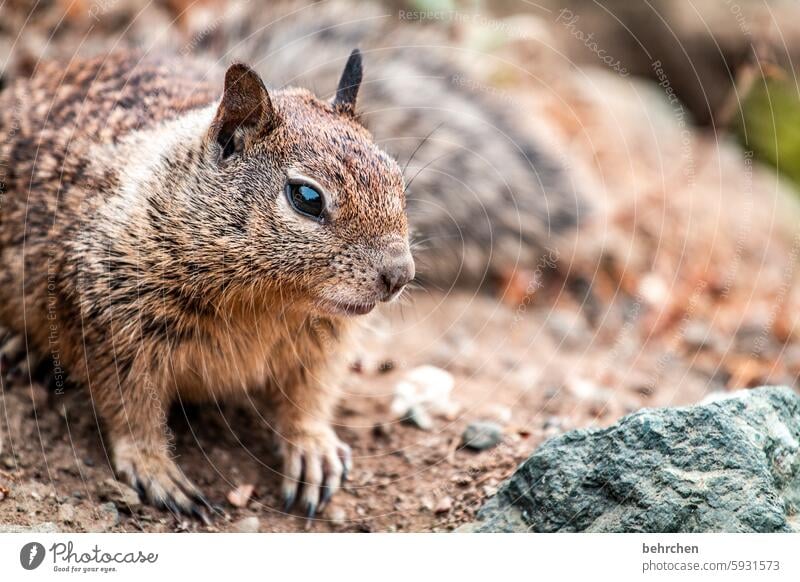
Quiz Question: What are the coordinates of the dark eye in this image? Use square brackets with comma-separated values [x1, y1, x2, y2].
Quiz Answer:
[286, 182, 325, 220]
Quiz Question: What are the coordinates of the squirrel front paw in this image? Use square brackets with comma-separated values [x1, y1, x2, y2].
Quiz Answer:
[278, 426, 352, 519]
[113, 438, 213, 524]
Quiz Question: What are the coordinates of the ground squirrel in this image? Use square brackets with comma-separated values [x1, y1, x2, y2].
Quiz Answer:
[0, 49, 414, 520]
[0, 0, 589, 289]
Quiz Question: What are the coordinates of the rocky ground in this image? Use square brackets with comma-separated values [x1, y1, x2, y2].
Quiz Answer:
[1, 283, 798, 533]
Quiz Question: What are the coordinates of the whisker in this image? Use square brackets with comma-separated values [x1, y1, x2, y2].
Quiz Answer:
[404, 151, 452, 194]
[401, 122, 444, 180]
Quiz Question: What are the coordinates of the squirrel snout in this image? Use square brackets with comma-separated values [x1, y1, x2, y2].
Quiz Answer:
[379, 258, 415, 300]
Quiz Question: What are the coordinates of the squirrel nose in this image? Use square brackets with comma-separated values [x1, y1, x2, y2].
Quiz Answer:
[379, 260, 415, 299]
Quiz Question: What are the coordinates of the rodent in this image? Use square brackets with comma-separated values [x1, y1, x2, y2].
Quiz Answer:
[0, 48, 414, 520]
[0, 0, 590, 289]
[182, 0, 591, 287]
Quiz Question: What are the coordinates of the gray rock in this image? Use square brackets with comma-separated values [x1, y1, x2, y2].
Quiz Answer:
[401, 405, 433, 431]
[468, 386, 800, 532]
[98, 502, 121, 530]
[234, 516, 261, 533]
[462, 421, 503, 451]
[96, 478, 142, 513]
[57, 503, 76, 524]
[545, 310, 590, 349]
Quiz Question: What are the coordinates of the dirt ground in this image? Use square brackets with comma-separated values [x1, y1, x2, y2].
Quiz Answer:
[2, 280, 796, 533]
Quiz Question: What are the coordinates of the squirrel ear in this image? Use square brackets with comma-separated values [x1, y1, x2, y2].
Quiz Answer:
[209, 63, 275, 160]
[332, 49, 362, 115]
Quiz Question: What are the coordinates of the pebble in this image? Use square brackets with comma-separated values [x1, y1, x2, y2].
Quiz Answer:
[371, 422, 392, 440]
[461, 421, 503, 451]
[545, 310, 590, 348]
[226, 484, 255, 508]
[98, 502, 120, 530]
[96, 478, 142, 513]
[58, 503, 76, 524]
[391, 365, 457, 426]
[638, 273, 669, 306]
[434, 496, 452, 514]
[28, 382, 49, 410]
[328, 507, 346, 526]
[684, 322, 722, 352]
[234, 516, 260, 533]
[401, 405, 433, 431]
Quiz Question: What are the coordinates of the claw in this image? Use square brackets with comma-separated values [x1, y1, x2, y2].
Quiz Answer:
[191, 504, 212, 526]
[113, 440, 212, 525]
[282, 489, 297, 512]
[163, 498, 181, 517]
[319, 486, 333, 510]
[305, 500, 318, 527]
[131, 479, 147, 501]
[279, 430, 351, 518]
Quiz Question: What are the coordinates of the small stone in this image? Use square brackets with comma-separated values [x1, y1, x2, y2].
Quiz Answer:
[434, 496, 452, 514]
[226, 484, 255, 508]
[97, 478, 142, 513]
[545, 310, 590, 348]
[462, 421, 503, 451]
[28, 382, 49, 410]
[684, 322, 721, 352]
[391, 365, 457, 422]
[98, 502, 120, 530]
[638, 273, 669, 306]
[401, 405, 433, 431]
[58, 503, 76, 524]
[371, 422, 392, 439]
[328, 506, 346, 526]
[234, 516, 260, 533]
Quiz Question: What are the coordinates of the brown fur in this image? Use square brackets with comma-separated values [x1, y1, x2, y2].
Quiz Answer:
[0, 0, 590, 289]
[0, 49, 413, 519]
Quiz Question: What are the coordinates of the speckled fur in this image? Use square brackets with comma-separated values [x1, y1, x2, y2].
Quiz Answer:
[192, 0, 590, 287]
[0, 49, 411, 518]
[0, 0, 590, 289]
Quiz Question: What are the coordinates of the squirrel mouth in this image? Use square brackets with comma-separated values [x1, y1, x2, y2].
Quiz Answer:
[319, 300, 376, 316]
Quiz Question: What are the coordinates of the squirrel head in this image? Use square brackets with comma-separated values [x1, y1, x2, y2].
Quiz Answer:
[188, 50, 413, 316]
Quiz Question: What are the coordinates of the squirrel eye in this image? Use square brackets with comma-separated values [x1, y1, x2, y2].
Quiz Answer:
[286, 182, 325, 220]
